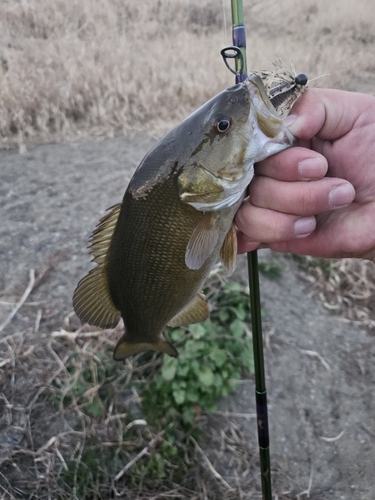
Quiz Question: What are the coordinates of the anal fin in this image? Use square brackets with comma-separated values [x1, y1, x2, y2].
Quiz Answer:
[220, 224, 237, 276]
[167, 292, 209, 327]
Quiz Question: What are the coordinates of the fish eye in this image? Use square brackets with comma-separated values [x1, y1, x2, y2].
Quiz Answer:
[213, 117, 231, 134]
[295, 73, 308, 86]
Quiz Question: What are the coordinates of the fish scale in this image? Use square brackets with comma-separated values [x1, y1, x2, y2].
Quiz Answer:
[108, 176, 208, 337]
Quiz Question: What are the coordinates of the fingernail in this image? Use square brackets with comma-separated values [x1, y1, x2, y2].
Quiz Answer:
[328, 184, 355, 208]
[284, 114, 304, 135]
[284, 114, 297, 128]
[294, 217, 316, 237]
[298, 157, 326, 179]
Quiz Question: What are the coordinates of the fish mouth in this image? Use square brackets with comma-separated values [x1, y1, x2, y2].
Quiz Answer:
[244, 74, 295, 161]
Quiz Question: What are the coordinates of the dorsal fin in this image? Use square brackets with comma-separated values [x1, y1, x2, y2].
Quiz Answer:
[73, 204, 122, 328]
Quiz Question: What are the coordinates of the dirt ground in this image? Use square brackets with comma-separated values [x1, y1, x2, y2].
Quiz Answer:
[1, 135, 375, 499]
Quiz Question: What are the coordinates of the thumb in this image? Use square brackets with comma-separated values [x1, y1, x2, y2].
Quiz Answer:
[285, 88, 373, 141]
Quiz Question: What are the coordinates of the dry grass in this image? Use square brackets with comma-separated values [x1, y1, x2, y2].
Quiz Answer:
[297, 257, 375, 330]
[0, 0, 374, 147]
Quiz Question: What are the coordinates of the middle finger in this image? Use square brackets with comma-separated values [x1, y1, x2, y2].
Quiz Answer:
[249, 176, 355, 216]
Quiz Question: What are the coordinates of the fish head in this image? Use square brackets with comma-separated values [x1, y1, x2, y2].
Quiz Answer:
[178, 74, 295, 211]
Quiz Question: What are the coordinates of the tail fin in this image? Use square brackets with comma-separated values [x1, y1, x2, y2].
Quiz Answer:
[113, 334, 178, 360]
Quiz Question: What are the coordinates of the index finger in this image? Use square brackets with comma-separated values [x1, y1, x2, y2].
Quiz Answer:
[255, 147, 328, 181]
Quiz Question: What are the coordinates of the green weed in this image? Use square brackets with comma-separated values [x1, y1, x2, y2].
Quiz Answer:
[258, 259, 284, 280]
[50, 352, 118, 418]
[142, 280, 254, 427]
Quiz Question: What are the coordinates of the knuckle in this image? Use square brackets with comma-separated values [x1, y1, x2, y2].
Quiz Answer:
[266, 216, 289, 242]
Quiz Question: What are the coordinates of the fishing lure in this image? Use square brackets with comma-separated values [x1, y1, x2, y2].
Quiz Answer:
[252, 58, 309, 117]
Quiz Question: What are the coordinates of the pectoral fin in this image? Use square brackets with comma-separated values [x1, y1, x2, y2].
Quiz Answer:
[73, 204, 122, 328]
[168, 292, 210, 327]
[185, 212, 220, 270]
[220, 224, 237, 275]
[113, 334, 178, 360]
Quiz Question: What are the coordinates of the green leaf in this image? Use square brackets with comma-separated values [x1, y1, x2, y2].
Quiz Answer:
[170, 329, 184, 341]
[234, 304, 247, 320]
[172, 387, 186, 405]
[230, 318, 245, 338]
[176, 362, 190, 377]
[258, 260, 283, 280]
[205, 402, 218, 412]
[83, 396, 104, 418]
[191, 360, 200, 374]
[184, 339, 205, 357]
[161, 358, 178, 381]
[198, 366, 214, 387]
[223, 281, 243, 293]
[182, 406, 195, 425]
[218, 310, 229, 323]
[190, 323, 206, 339]
[73, 381, 86, 397]
[209, 350, 227, 368]
[240, 347, 254, 373]
[185, 386, 199, 402]
[172, 379, 186, 390]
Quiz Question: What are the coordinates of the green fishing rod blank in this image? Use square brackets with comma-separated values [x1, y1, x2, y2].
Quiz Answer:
[248, 251, 272, 499]
[228, 0, 272, 498]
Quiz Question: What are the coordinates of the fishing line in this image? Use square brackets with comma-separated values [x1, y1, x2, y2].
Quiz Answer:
[221, 0, 228, 42]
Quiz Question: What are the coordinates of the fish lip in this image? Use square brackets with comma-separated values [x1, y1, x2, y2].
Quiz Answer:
[246, 74, 296, 144]
[245, 74, 281, 118]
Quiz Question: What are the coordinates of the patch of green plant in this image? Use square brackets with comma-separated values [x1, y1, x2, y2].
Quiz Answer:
[258, 259, 283, 280]
[60, 437, 131, 499]
[142, 280, 254, 428]
[50, 351, 120, 418]
[131, 433, 183, 485]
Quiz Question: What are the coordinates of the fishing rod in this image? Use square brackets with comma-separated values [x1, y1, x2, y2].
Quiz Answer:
[221, 1, 272, 498]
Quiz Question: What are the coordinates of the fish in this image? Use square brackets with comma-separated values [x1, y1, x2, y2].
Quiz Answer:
[73, 74, 296, 360]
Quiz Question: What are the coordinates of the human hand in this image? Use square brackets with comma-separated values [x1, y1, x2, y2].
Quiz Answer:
[236, 88, 375, 261]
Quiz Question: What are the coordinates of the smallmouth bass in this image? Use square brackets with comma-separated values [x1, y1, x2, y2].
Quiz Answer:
[73, 74, 296, 360]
